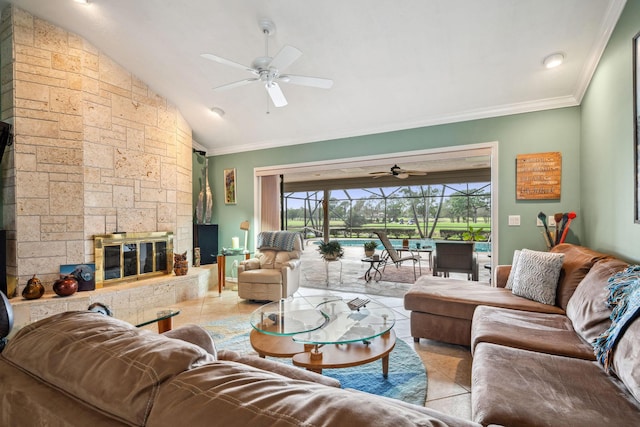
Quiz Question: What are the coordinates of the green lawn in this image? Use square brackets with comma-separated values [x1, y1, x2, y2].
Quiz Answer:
[286, 219, 491, 240]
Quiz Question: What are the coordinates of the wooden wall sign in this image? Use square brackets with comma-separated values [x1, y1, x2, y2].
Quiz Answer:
[516, 152, 561, 200]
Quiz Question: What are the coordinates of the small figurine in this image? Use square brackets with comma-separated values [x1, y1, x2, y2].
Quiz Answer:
[173, 251, 189, 276]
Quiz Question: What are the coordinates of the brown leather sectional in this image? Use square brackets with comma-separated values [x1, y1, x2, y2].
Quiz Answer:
[0, 311, 479, 426]
[404, 243, 640, 426]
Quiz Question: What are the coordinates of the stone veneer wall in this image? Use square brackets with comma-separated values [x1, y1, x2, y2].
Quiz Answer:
[0, 6, 193, 296]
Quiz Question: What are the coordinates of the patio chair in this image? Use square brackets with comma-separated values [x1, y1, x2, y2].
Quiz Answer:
[432, 241, 478, 281]
[373, 231, 422, 280]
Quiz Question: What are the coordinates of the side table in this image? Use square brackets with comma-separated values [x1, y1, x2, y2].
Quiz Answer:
[396, 247, 433, 270]
[361, 257, 384, 282]
[324, 258, 343, 285]
[217, 250, 251, 294]
[135, 308, 180, 333]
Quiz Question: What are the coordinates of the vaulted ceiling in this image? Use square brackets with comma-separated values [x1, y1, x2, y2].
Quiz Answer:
[2, 0, 626, 157]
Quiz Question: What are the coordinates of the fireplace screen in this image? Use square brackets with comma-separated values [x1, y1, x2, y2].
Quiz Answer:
[94, 232, 173, 287]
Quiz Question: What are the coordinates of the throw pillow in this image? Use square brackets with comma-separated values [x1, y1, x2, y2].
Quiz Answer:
[511, 249, 565, 305]
[505, 249, 522, 289]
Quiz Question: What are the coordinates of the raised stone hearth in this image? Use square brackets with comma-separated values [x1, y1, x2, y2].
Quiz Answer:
[9, 265, 217, 337]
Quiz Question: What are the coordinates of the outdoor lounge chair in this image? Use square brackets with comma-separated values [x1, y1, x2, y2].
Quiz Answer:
[373, 231, 422, 280]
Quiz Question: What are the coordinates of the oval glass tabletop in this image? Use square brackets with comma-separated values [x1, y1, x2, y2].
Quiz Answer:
[292, 298, 395, 345]
[249, 298, 330, 336]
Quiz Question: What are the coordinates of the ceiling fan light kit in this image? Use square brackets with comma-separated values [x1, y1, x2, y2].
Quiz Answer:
[201, 19, 333, 109]
[369, 164, 428, 179]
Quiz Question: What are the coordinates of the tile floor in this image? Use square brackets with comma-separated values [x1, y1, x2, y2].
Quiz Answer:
[167, 251, 475, 421]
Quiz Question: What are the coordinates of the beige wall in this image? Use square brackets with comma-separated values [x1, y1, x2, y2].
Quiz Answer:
[1, 6, 193, 295]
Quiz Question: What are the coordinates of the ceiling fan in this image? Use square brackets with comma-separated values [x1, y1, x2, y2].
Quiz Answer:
[369, 164, 428, 179]
[201, 19, 333, 108]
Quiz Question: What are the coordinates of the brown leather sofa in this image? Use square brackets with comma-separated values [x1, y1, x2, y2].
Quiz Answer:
[0, 311, 479, 426]
[404, 243, 640, 426]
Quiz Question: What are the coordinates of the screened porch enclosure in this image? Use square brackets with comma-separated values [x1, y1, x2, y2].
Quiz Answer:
[283, 181, 491, 242]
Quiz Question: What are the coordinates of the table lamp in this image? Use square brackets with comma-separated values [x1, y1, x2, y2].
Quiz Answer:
[240, 220, 250, 252]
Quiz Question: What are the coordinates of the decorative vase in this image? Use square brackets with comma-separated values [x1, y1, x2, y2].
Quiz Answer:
[365, 249, 375, 257]
[195, 158, 213, 224]
[204, 158, 212, 223]
[22, 274, 45, 300]
[53, 275, 78, 297]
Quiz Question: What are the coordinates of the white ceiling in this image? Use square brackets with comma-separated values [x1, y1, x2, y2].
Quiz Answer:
[2, 0, 626, 157]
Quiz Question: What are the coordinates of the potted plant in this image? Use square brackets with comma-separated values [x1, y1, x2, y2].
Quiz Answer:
[318, 240, 344, 261]
[363, 241, 378, 257]
[462, 226, 485, 242]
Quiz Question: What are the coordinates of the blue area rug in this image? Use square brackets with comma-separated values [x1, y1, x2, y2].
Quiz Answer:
[201, 315, 427, 405]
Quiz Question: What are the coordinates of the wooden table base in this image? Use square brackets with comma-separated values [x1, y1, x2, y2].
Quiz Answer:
[292, 330, 396, 377]
[249, 329, 306, 358]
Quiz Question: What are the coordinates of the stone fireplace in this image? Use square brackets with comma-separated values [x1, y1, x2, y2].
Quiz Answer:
[0, 7, 193, 297]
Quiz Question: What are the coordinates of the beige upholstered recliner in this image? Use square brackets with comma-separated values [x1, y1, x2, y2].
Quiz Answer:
[237, 231, 303, 301]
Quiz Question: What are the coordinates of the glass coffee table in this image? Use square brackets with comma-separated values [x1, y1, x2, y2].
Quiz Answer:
[249, 296, 337, 358]
[249, 296, 396, 377]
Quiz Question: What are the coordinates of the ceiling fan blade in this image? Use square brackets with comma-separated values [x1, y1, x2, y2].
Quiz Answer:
[279, 74, 334, 89]
[266, 82, 288, 107]
[214, 78, 259, 91]
[408, 171, 428, 176]
[200, 53, 258, 75]
[268, 45, 302, 71]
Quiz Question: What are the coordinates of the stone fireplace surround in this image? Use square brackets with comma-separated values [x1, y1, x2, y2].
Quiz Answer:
[0, 6, 212, 332]
[1, 6, 195, 306]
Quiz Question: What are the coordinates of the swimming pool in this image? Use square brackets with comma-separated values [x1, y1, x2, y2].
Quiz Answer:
[310, 238, 491, 252]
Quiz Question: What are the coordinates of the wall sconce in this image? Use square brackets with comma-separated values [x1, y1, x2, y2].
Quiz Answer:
[240, 220, 250, 252]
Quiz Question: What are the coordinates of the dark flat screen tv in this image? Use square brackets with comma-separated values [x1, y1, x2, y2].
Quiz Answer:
[0, 121, 13, 166]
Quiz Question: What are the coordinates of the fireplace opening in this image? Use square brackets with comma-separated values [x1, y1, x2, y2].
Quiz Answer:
[95, 232, 173, 287]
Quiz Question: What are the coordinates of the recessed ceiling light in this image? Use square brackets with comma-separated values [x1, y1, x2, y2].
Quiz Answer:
[210, 107, 225, 117]
[74, 0, 89, 4]
[543, 53, 564, 69]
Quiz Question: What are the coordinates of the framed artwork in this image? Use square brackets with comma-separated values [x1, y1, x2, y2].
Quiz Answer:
[224, 167, 237, 204]
[60, 263, 96, 292]
[634, 31, 640, 223]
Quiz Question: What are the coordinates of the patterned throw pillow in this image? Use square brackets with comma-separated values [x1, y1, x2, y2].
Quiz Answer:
[511, 249, 565, 305]
[505, 249, 522, 289]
